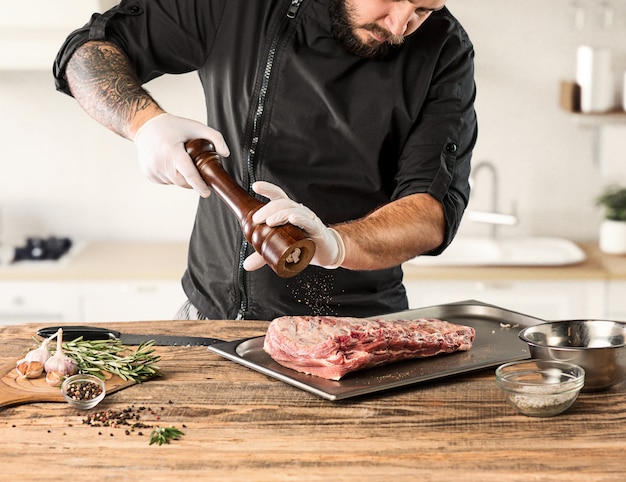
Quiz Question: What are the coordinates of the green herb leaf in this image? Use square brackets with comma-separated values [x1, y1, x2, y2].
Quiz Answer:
[149, 426, 185, 446]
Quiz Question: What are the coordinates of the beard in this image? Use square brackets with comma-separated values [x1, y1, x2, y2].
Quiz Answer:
[329, 0, 404, 59]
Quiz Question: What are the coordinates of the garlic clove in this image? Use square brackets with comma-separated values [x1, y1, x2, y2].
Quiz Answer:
[45, 370, 64, 387]
[16, 360, 44, 379]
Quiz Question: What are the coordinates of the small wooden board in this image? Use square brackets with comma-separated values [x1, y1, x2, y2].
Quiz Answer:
[0, 363, 135, 409]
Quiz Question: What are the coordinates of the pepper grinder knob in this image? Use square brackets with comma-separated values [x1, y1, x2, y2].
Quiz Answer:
[185, 138, 315, 278]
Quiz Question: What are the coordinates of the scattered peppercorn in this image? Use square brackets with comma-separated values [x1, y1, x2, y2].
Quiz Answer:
[83, 408, 152, 430]
[79, 404, 185, 445]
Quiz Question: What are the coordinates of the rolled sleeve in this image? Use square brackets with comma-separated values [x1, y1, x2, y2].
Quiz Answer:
[53, 0, 224, 95]
[394, 26, 477, 255]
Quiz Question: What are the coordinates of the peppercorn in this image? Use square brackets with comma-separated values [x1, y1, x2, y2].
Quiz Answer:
[65, 380, 103, 401]
[80, 405, 184, 444]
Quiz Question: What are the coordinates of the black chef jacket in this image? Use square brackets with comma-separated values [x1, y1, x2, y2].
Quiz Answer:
[53, 0, 477, 320]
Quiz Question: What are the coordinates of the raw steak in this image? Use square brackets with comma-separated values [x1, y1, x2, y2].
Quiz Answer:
[263, 316, 476, 380]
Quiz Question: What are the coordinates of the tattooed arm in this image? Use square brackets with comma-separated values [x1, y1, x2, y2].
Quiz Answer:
[64, 41, 229, 195]
[65, 41, 164, 140]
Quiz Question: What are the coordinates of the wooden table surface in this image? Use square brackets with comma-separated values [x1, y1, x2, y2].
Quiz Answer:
[1, 319, 625, 481]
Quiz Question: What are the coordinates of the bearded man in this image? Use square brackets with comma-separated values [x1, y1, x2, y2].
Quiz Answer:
[54, 0, 477, 321]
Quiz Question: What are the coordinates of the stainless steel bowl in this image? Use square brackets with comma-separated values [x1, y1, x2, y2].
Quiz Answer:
[519, 320, 626, 391]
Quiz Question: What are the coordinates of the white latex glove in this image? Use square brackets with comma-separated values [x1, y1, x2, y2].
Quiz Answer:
[243, 181, 346, 271]
[133, 113, 230, 197]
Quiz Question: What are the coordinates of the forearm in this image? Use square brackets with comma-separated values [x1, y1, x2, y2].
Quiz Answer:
[65, 41, 164, 140]
[335, 193, 445, 270]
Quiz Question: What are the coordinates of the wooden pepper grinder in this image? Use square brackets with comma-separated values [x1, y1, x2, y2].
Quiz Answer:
[185, 138, 315, 278]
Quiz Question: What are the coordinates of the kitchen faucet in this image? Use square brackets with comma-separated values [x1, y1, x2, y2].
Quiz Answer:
[467, 161, 517, 238]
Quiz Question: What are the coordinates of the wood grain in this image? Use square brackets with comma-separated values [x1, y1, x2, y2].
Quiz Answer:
[1, 320, 625, 481]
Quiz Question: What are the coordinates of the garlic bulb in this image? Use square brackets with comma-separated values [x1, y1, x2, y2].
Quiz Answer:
[44, 328, 78, 378]
[15, 330, 57, 378]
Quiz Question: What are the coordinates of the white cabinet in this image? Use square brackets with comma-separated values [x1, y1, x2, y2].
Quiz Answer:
[0, 280, 185, 324]
[606, 281, 626, 320]
[0, 278, 612, 324]
[71, 281, 185, 322]
[0, 242, 189, 324]
[0, 281, 70, 324]
[404, 279, 606, 321]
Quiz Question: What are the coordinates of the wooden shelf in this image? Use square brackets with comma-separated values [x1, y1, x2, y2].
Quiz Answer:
[571, 111, 626, 127]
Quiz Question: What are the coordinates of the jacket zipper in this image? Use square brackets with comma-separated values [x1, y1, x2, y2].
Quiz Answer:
[235, 0, 304, 320]
[287, 0, 303, 18]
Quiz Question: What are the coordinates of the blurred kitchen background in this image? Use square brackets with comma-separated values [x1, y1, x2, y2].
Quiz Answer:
[1, 0, 626, 323]
[1, 0, 626, 244]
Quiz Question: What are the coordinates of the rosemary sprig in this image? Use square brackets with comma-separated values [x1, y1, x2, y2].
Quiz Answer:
[38, 336, 161, 383]
[149, 426, 185, 445]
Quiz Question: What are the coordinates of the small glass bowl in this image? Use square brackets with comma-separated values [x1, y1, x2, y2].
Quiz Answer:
[495, 359, 585, 417]
[61, 374, 106, 409]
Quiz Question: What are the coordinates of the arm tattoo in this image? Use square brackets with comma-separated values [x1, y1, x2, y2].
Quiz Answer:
[66, 41, 158, 139]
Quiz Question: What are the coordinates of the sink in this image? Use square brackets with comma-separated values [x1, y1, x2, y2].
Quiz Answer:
[407, 237, 586, 267]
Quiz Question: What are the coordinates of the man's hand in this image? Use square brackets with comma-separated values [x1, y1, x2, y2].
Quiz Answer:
[65, 41, 229, 198]
[243, 181, 345, 271]
[133, 113, 231, 197]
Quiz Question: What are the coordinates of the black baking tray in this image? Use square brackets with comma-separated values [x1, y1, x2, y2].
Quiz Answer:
[208, 300, 545, 400]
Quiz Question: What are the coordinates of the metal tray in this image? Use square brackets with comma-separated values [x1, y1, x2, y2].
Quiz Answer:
[208, 300, 545, 401]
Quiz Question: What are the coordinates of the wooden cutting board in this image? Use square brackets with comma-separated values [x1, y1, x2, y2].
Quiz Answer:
[0, 363, 135, 410]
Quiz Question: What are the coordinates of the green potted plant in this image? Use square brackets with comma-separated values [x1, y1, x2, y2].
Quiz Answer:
[596, 185, 626, 254]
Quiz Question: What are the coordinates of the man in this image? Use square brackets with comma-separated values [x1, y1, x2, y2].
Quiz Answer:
[53, 0, 477, 320]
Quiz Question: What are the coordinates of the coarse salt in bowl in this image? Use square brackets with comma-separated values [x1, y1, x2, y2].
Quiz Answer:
[495, 359, 585, 417]
[61, 373, 106, 409]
